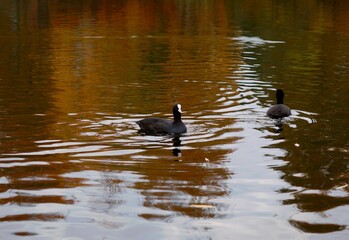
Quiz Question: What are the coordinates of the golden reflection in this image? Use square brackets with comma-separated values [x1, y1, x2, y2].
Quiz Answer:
[0, 213, 65, 222]
[0, 0, 348, 238]
[0, 194, 74, 206]
[33, 0, 239, 220]
[289, 219, 346, 234]
[35, 0, 240, 117]
[134, 146, 232, 218]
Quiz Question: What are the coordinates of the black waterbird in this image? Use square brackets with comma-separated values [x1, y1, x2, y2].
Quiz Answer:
[136, 104, 187, 135]
[267, 89, 291, 119]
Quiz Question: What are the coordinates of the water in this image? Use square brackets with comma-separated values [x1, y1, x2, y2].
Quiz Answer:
[0, 1, 348, 239]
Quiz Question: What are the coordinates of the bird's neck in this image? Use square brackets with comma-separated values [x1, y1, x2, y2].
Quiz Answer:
[173, 113, 182, 122]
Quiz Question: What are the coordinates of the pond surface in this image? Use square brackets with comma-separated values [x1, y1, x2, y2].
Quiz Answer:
[0, 1, 348, 239]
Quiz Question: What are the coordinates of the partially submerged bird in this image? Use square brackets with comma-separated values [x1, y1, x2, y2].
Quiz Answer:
[136, 104, 187, 135]
[267, 89, 291, 119]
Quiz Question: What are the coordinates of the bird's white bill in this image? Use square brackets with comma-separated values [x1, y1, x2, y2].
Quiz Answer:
[177, 104, 182, 113]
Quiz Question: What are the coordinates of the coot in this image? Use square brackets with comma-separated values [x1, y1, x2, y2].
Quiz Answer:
[136, 104, 187, 134]
[267, 89, 291, 119]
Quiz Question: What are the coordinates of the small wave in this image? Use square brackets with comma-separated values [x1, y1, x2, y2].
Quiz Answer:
[232, 36, 285, 46]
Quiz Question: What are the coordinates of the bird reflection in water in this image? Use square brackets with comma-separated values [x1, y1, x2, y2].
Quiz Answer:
[275, 120, 284, 133]
[172, 136, 182, 157]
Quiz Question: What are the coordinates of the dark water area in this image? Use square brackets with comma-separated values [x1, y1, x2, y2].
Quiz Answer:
[0, 1, 348, 239]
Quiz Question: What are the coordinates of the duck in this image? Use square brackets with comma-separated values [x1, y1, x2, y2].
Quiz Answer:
[136, 104, 187, 135]
[267, 89, 291, 119]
